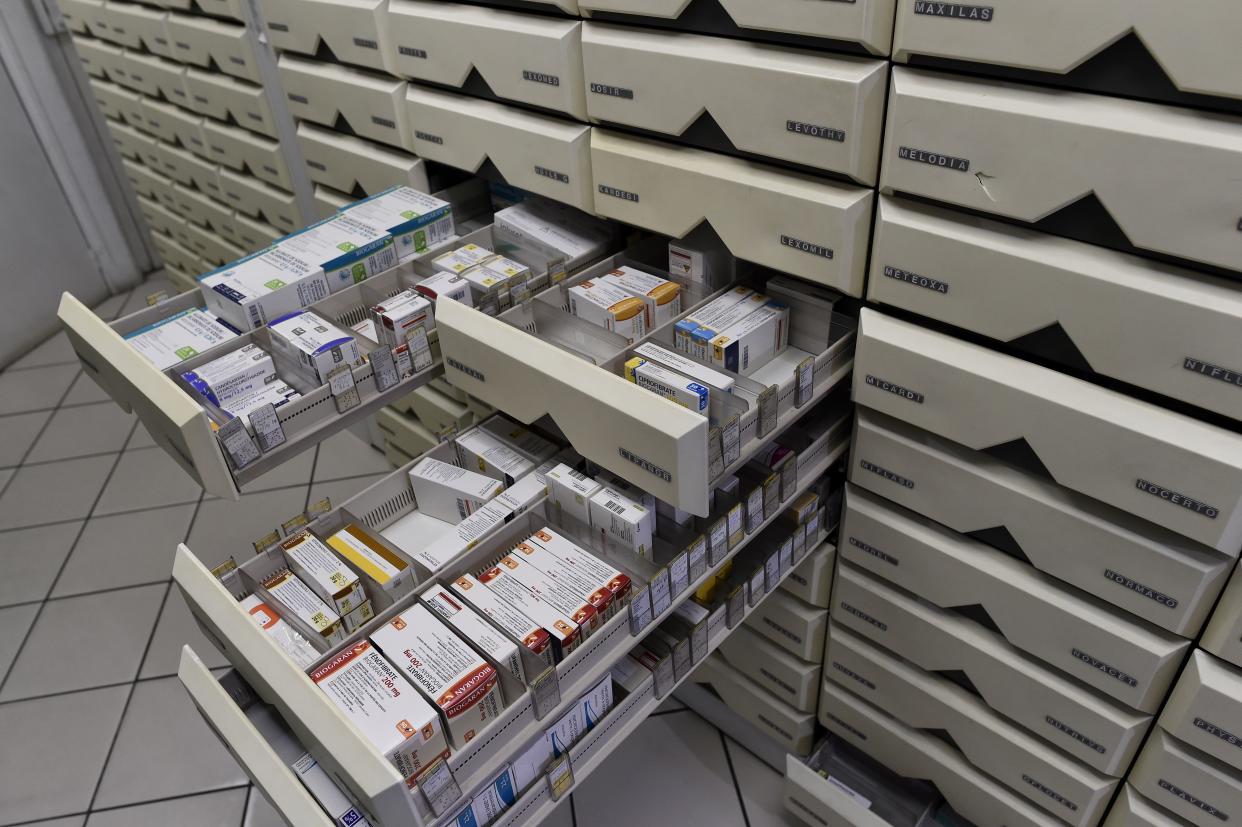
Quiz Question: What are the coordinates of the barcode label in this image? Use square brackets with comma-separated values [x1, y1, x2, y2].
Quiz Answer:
[603, 499, 626, 515]
[569, 469, 588, 480]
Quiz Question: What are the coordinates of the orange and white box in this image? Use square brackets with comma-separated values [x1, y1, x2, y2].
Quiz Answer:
[567, 279, 648, 344]
[476, 562, 584, 660]
[281, 532, 366, 615]
[261, 568, 345, 646]
[600, 266, 682, 329]
[371, 604, 505, 748]
[421, 583, 527, 684]
[495, 551, 602, 633]
[310, 640, 448, 784]
[239, 594, 320, 669]
[452, 573, 555, 668]
[525, 526, 633, 610]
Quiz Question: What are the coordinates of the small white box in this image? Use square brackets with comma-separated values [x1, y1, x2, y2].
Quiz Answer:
[327, 523, 414, 597]
[275, 213, 398, 294]
[310, 640, 448, 784]
[238, 594, 320, 669]
[601, 266, 682, 329]
[267, 310, 364, 385]
[339, 186, 455, 263]
[454, 428, 536, 485]
[480, 255, 532, 291]
[624, 357, 710, 414]
[415, 270, 474, 306]
[567, 279, 647, 343]
[669, 239, 729, 291]
[476, 561, 583, 659]
[547, 673, 614, 757]
[180, 343, 276, 409]
[458, 266, 510, 315]
[422, 583, 527, 684]
[371, 289, 434, 349]
[342, 599, 375, 633]
[199, 248, 330, 332]
[590, 485, 654, 559]
[708, 301, 790, 376]
[371, 604, 506, 748]
[279, 531, 365, 615]
[522, 526, 632, 608]
[491, 473, 548, 518]
[492, 198, 612, 272]
[686, 292, 773, 359]
[632, 342, 735, 395]
[409, 456, 504, 523]
[261, 568, 344, 645]
[222, 381, 300, 427]
[433, 243, 493, 274]
[124, 307, 238, 370]
[545, 463, 602, 527]
[478, 415, 557, 464]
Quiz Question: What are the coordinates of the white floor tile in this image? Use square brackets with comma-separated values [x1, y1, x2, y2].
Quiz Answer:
[0, 410, 51, 468]
[0, 603, 40, 684]
[0, 684, 130, 823]
[94, 448, 203, 517]
[140, 588, 230, 679]
[242, 789, 284, 827]
[0, 454, 117, 530]
[187, 486, 311, 570]
[234, 448, 315, 496]
[26, 402, 134, 464]
[94, 675, 248, 809]
[0, 520, 82, 607]
[23, 816, 88, 827]
[726, 736, 802, 827]
[62, 372, 114, 407]
[0, 364, 79, 415]
[52, 504, 195, 598]
[86, 787, 247, 827]
[125, 423, 156, 450]
[313, 430, 392, 483]
[91, 293, 130, 321]
[0, 583, 167, 701]
[0, 468, 12, 492]
[8, 331, 79, 370]
[543, 797, 575, 827]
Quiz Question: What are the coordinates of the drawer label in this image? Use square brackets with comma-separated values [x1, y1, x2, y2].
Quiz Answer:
[415, 130, 443, 145]
[1194, 718, 1242, 751]
[1071, 648, 1138, 687]
[898, 145, 970, 172]
[824, 712, 868, 741]
[267, 21, 288, 31]
[1021, 775, 1077, 812]
[399, 46, 427, 59]
[760, 667, 797, 696]
[534, 166, 570, 184]
[1045, 716, 1106, 755]
[523, 70, 560, 87]
[849, 536, 899, 565]
[352, 37, 378, 50]
[832, 661, 876, 691]
[1158, 779, 1229, 821]
[305, 159, 328, 171]
[859, 459, 915, 489]
[590, 82, 634, 100]
[287, 93, 308, 105]
[1184, 357, 1242, 389]
[445, 357, 484, 383]
[913, 2, 994, 22]
[371, 115, 396, 130]
[1135, 479, 1219, 520]
[619, 447, 672, 483]
[1104, 569, 1177, 608]
[883, 265, 949, 294]
[598, 184, 639, 202]
[781, 235, 834, 259]
[760, 615, 802, 645]
[865, 374, 924, 404]
[757, 713, 793, 741]
[786, 120, 845, 142]
[840, 601, 887, 631]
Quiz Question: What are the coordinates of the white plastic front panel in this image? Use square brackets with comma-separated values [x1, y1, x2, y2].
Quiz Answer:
[295, 122, 429, 196]
[259, 0, 392, 73]
[1159, 650, 1242, 774]
[1130, 729, 1242, 827]
[278, 54, 413, 151]
[1202, 565, 1242, 670]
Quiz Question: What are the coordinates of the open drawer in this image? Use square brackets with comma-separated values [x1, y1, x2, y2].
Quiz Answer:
[296, 122, 430, 198]
[785, 738, 939, 827]
[258, 0, 392, 74]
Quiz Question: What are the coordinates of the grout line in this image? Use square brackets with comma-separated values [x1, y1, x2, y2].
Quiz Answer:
[0, 670, 180, 708]
[239, 785, 253, 827]
[17, 447, 124, 472]
[0, 494, 206, 537]
[569, 792, 578, 827]
[1, 359, 82, 374]
[11, 578, 174, 612]
[720, 732, 752, 827]
[0, 783, 261, 827]
[0, 368, 83, 503]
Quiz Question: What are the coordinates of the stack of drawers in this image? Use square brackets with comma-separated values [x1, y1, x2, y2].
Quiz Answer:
[63, 0, 297, 290]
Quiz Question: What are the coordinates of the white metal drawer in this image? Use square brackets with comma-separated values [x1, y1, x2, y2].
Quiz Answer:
[743, 587, 827, 663]
[1102, 785, 1191, 827]
[139, 98, 207, 157]
[184, 69, 278, 139]
[194, 0, 244, 20]
[590, 128, 873, 296]
[259, 0, 391, 74]
[780, 540, 835, 609]
[216, 168, 301, 233]
[1130, 730, 1242, 827]
[124, 161, 170, 200]
[1159, 650, 1242, 775]
[279, 54, 413, 151]
[295, 122, 429, 197]
[125, 51, 190, 106]
[201, 120, 291, 190]
[166, 13, 259, 83]
[103, 1, 171, 56]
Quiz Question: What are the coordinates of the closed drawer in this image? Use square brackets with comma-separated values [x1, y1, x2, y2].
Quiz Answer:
[166, 13, 259, 83]
[217, 168, 301, 233]
[155, 143, 222, 202]
[171, 181, 233, 236]
[744, 588, 827, 663]
[95, 1, 141, 48]
[1159, 650, 1242, 774]
[849, 408, 1231, 637]
[841, 484, 1190, 712]
[579, 0, 896, 56]
[1131, 730, 1242, 827]
[124, 161, 171, 200]
[150, 232, 201, 278]
[1103, 785, 1192, 827]
[106, 117, 153, 161]
[232, 211, 283, 252]
[590, 128, 873, 296]
[1202, 566, 1242, 671]
[403, 384, 471, 434]
[88, 77, 136, 122]
[880, 67, 1242, 275]
[194, 0, 244, 20]
[201, 120, 291, 190]
[58, 0, 101, 34]
[259, 0, 391, 74]
[719, 624, 821, 713]
[122, 51, 189, 106]
[71, 35, 121, 79]
[184, 222, 242, 266]
[891, 2, 1242, 103]
[295, 122, 429, 197]
[407, 86, 594, 212]
[780, 540, 835, 609]
[387, 1, 586, 121]
[869, 197, 1242, 423]
[854, 309, 1242, 555]
[582, 23, 887, 184]
[784, 742, 938, 827]
[694, 652, 816, 756]
[279, 54, 412, 151]
[830, 563, 1151, 778]
[104, 1, 171, 56]
[184, 69, 278, 139]
[139, 98, 206, 156]
[828, 624, 1117, 823]
[137, 193, 183, 237]
[820, 680, 1064, 827]
[312, 183, 352, 219]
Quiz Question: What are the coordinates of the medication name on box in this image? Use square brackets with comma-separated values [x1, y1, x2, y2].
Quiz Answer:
[124, 307, 238, 370]
[261, 568, 344, 645]
[459, 266, 511, 316]
[411, 474, 547, 572]
[223, 382, 300, 426]
[415, 270, 473, 306]
[433, 243, 493, 274]
[310, 640, 448, 784]
[687, 292, 774, 360]
[280, 531, 365, 615]
[408, 456, 503, 523]
[327, 523, 413, 596]
[624, 357, 709, 413]
[267, 310, 364, 385]
[199, 246, 330, 331]
[371, 604, 505, 747]
[590, 485, 654, 559]
[371, 289, 434, 349]
[239, 594, 320, 669]
[422, 583, 527, 684]
[632, 342, 735, 395]
[709, 301, 790, 376]
[339, 185, 455, 263]
[275, 213, 398, 294]
[494, 552, 600, 633]
[545, 464, 602, 527]
[512, 538, 617, 620]
[510, 673, 616, 791]
[568, 279, 647, 344]
[601, 266, 682, 328]
[452, 573, 555, 666]
[451, 766, 518, 827]
[476, 562, 583, 659]
[181, 343, 276, 408]
[673, 287, 756, 353]
[529, 526, 632, 605]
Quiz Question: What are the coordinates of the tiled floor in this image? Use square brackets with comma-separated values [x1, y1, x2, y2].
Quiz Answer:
[0, 278, 800, 827]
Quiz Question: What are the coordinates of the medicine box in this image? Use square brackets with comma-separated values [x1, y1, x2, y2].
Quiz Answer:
[327, 523, 414, 597]
[492, 198, 612, 272]
[339, 185, 455, 263]
[632, 342, 735, 395]
[512, 536, 621, 619]
[708, 301, 789, 376]
[408, 456, 504, 523]
[261, 568, 345, 645]
[415, 270, 473, 306]
[371, 289, 434, 349]
[267, 310, 364, 386]
[275, 213, 397, 294]
[199, 246, 330, 331]
[454, 427, 536, 485]
[589, 485, 654, 559]
[434, 243, 494, 274]
[567, 279, 647, 344]
[493, 553, 600, 634]
[280, 531, 365, 615]
[600, 266, 682, 329]
[476, 561, 583, 659]
[624, 357, 709, 413]
[673, 287, 758, 355]
[480, 255, 532, 293]
[124, 307, 238, 370]
[238, 594, 320, 669]
[544, 464, 602, 527]
[452, 573, 555, 667]
[310, 640, 448, 784]
[342, 599, 375, 633]
[451, 766, 518, 827]
[181, 343, 276, 409]
[222, 382, 300, 427]
[478, 414, 557, 464]
[370, 604, 505, 748]
[422, 583, 527, 684]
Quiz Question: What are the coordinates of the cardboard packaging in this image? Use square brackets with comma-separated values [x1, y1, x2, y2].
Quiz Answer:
[452, 572, 555, 667]
[124, 307, 238, 370]
[1130, 729, 1242, 827]
[434, 243, 494, 275]
[238, 594, 320, 668]
[589, 484, 654, 559]
[668, 238, 729, 292]
[450, 765, 518, 827]
[719, 624, 822, 713]
[544, 463, 603, 527]
[477, 415, 557, 464]
[415, 270, 473, 306]
[180, 343, 276, 409]
[454, 428, 536, 485]
[310, 640, 448, 784]
[685, 291, 770, 361]
[371, 289, 434, 349]
[222, 382, 301, 427]
[1159, 650, 1242, 775]
[408, 456, 504, 523]
[632, 342, 735, 396]
[600, 266, 682, 329]
[850, 408, 1233, 637]
[476, 560, 584, 659]
[853, 308, 1242, 555]
[339, 186, 455, 263]
[492, 553, 600, 634]
[708, 300, 790, 376]
[528, 527, 631, 607]
[491, 197, 613, 273]
[327, 523, 414, 597]
[371, 604, 505, 747]
[624, 357, 709, 413]
[280, 532, 365, 616]
[458, 266, 510, 316]
[267, 310, 364, 386]
[261, 568, 345, 646]
[276, 213, 398, 294]
[412, 475, 547, 572]
[567, 279, 647, 343]
[422, 583, 527, 684]
[199, 248, 330, 331]
[879, 66, 1242, 275]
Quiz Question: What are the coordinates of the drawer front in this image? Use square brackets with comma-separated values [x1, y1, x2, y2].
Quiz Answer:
[830, 563, 1150, 778]
[232, 211, 283, 252]
[89, 78, 130, 121]
[891, 1, 1242, 102]
[73, 37, 114, 79]
[853, 308, 1242, 555]
[780, 541, 835, 609]
[184, 223, 237, 266]
[1160, 650, 1242, 774]
[407, 85, 594, 212]
[1202, 565, 1242, 671]
[126, 52, 189, 106]
[1131, 730, 1242, 827]
[744, 588, 827, 663]
[840, 484, 1190, 712]
[582, 23, 887, 184]
[137, 194, 181, 236]
[124, 162, 169, 200]
[168, 15, 259, 82]
[590, 128, 873, 295]
[59, 0, 98, 33]
[387, 1, 586, 120]
[108, 4, 171, 56]
[579, 0, 897, 56]
[784, 756, 896, 827]
[202, 120, 291, 190]
[819, 680, 1064, 827]
[869, 197, 1242, 423]
[880, 67, 1242, 274]
[696, 654, 816, 756]
[259, 0, 391, 73]
[718, 625, 821, 714]
[195, 0, 244, 20]
[278, 55, 412, 151]
[313, 183, 352, 219]
[1102, 785, 1187, 827]
[187, 71, 278, 139]
[295, 122, 429, 197]
[217, 168, 301, 232]
[827, 625, 1116, 824]
[849, 408, 1232, 637]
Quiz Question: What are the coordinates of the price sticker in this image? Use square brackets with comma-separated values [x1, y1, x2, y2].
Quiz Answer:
[249, 403, 286, 453]
[405, 325, 433, 374]
[687, 536, 708, 583]
[745, 486, 764, 534]
[211, 557, 238, 578]
[547, 755, 574, 801]
[722, 414, 741, 466]
[418, 758, 462, 817]
[671, 639, 690, 681]
[779, 538, 794, 578]
[795, 356, 815, 408]
[370, 345, 399, 392]
[708, 518, 728, 566]
[668, 551, 690, 599]
[281, 514, 309, 537]
[764, 552, 780, 595]
[327, 364, 360, 413]
[805, 508, 821, 543]
[792, 524, 807, 564]
[727, 504, 744, 549]
[547, 256, 568, 285]
[531, 666, 562, 720]
[629, 585, 653, 635]
[217, 416, 260, 470]
[653, 654, 675, 698]
[757, 385, 779, 439]
[252, 530, 281, 554]
[649, 568, 672, 617]
[307, 497, 332, 519]
[748, 567, 766, 607]
[145, 290, 169, 306]
[726, 585, 746, 628]
[778, 454, 798, 502]
[708, 426, 724, 481]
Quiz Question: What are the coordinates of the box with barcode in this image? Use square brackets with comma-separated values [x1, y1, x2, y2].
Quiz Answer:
[124, 307, 239, 371]
[545, 463, 602, 527]
[275, 212, 397, 294]
[260, 568, 345, 646]
[454, 427, 536, 485]
[280, 531, 365, 615]
[408, 456, 503, 523]
[525, 526, 633, 610]
[422, 583, 526, 684]
[199, 247, 330, 332]
[452, 573, 556, 668]
[339, 185, 455, 263]
[414, 270, 473, 306]
[476, 561, 583, 660]
[493, 552, 601, 635]
[267, 310, 364, 386]
[433, 243, 493, 274]
[180, 343, 276, 409]
[371, 289, 434, 349]
[590, 485, 654, 559]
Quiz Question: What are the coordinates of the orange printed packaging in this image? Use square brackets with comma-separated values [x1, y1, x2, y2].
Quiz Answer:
[476, 563, 585, 661]
[567, 279, 647, 344]
[452, 573, 555, 667]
